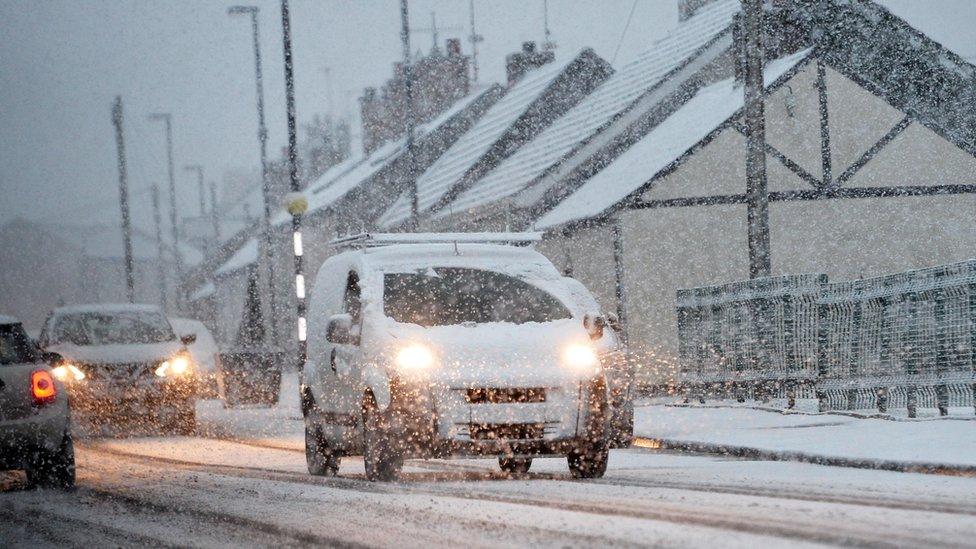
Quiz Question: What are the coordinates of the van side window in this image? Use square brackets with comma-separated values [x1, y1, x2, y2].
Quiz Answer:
[343, 272, 362, 326]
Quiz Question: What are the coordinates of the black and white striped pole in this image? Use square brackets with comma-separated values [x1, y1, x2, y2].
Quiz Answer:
[280, 0, 308, 365]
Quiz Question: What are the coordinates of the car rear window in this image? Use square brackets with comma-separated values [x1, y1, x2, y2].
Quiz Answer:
[0, 323, 38, 365]
[383, 267, 571, 327]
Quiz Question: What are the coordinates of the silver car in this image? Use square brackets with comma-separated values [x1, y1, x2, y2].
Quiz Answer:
[38, 304, 199, 434]
[0, 315, 75, 489]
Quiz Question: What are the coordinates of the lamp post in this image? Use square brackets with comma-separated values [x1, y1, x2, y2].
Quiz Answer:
[229, 4, 279, 341]
[280, 0, 307, 365]
[183, 164, 206, 217]
[148, 112, 184, 308]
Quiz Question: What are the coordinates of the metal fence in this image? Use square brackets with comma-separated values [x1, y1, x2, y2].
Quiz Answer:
[676, 261, 976, 417]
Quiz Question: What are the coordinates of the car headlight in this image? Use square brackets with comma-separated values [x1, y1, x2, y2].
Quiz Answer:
[52, 363, 86, 382]
[394, 344, 434, 370]
[155, 355, 191, 377]
[563, 344, 600, 375]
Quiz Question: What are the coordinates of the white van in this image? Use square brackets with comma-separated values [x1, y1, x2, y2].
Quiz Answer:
[301, 233, 626, 481]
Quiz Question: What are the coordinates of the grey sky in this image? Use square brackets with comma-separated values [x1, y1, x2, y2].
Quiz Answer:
[0, 0, 675, 232]
[1, 0, 973, 237]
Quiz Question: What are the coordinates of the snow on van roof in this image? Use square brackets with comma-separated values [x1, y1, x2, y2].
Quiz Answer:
[0, 314, 20, 325]
[52, 303, 164, 316]
[358, 242, 561, 276]
[330, 232, 543, 248]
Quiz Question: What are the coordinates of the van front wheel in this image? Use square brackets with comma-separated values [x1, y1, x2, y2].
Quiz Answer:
[305, 421, 340, 476]
[362, 398, 402, 482]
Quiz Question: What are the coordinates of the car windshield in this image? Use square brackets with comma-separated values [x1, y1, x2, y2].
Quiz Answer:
[0, 324, 38, 365]
[383, 267, 571, 327]
[53, 311, 176, 346]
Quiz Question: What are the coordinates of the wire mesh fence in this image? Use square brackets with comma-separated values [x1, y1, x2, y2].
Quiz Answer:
[676, 260, 976, 417]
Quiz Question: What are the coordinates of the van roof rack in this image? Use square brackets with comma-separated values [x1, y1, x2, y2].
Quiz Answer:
[330, 232, 543, 249]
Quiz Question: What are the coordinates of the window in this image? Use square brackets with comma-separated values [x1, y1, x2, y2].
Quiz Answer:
[51, 311, 176, 346]
[343, 272, 362, 326]
[0, 323, 38, 365]
[383, 267, 571, 327]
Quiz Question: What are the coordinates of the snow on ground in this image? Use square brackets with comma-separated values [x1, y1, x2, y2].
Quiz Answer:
[635, 402, 976, 468]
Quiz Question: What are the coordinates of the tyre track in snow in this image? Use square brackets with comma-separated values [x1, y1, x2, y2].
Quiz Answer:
[213, 434, 976, 518]
[79, 441, 969, 548]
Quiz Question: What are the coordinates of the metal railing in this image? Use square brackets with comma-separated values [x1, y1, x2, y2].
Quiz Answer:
[676, 261, 976, 416]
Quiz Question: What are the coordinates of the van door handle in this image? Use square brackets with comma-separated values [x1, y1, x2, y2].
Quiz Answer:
[330, 348, 338, 374]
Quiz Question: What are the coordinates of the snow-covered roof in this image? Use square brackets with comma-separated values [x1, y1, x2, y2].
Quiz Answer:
[377, 57, 580, 228]
[52, 303, 164, 316]
[215, 237, 258, 276]
[272, 90, 491, 228]
[877, 0, 976, 63]
[438, 0, 740, 219]
[536, 49, 812, 230]
[189, 281, 215, 301]
[0, 314, 20, 325]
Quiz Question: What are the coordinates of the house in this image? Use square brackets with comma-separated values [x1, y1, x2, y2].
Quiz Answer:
[377, 46, 614, 230]
[532, 0, 976, 384]
[428, 0, 741, 233]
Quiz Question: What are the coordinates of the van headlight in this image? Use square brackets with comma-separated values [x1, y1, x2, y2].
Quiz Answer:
[52, 363, 86, 382]
[395, 344, 434, 370]
[155, 355, 191, 377]
[563, 344, 600, 375]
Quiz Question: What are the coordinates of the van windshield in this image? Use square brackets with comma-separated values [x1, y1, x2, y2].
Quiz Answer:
[52, 311, 176, 346]
[383, 267, 571, 327]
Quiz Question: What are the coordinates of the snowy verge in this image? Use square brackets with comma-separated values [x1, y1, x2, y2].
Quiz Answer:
[634, 404, 976, 474]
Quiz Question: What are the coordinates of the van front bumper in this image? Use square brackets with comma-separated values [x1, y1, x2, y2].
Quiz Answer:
[391, 376, 605, 459]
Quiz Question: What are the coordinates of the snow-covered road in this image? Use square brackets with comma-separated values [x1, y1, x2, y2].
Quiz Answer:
[3, 375, 976, 547]
[3, 433, 976, 547]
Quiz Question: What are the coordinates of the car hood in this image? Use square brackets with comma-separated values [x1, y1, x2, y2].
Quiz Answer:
[370, 318, 596, 387]
[46, 340, 182, 364]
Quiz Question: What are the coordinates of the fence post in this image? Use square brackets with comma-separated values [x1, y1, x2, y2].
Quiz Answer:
[934, 287, 950, 416]
[816, 297, 829, 412]
[968, 282, 976, 415]
[848, 300, 863, 410]
[903, 293, 919, 419]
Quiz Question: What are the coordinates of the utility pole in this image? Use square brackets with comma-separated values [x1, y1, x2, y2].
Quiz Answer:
[743, 0, 770, 279]
[468, 0, 484, 86]
[151, 183, 169, 310]
[281, 0, 307, 364]
[229, 4, 279, 341]
[148, 112, 184, 307]
[401, 0, 419, 226]
[209, 181, 221, 245]
[542, 0, 556, 51]
[112, 96, 136, 303]
[183, 164, 206, 216]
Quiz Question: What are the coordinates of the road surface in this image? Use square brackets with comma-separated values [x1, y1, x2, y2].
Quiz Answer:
[2, 380, 975, 548]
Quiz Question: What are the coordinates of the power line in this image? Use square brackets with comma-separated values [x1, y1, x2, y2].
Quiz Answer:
[611, 0, 639, 64]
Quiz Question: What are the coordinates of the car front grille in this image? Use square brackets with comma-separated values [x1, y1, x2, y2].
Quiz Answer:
[77, 361, 158, 382]
[465, 387, 547, 404]
[468, 422, 546, 441]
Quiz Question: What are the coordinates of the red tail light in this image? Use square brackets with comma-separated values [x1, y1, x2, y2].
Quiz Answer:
[31, 369, 57, 405]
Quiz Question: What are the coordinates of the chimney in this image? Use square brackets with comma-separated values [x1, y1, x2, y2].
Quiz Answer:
[505, 41, 555, 86]
[446, 38, 462, 57]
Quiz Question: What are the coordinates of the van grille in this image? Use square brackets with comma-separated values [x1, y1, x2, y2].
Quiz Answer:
[465, 387, 546, 404]
[469, 423, 545, 441]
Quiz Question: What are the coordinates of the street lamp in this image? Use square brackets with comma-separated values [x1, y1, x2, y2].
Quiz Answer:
[183, 164, 206, 216]
[148, 112, 183, 310]
[229, 4, 278, 341]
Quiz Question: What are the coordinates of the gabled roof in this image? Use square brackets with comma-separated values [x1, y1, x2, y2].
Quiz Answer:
[378, 49, 612, 228]
[536, 50, 812, 230]
[272, 88, 497, 227]
[438, 0, 740, 219]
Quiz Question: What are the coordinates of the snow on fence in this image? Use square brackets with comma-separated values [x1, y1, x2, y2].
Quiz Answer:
[676, 261, 976, 417]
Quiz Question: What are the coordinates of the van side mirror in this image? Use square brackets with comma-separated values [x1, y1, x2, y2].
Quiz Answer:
[180, 334, 197, 346]
[583, 313, 606, 340]
[326, 313, 357, 345]
[42, 351, 64, 365]
[605, 312, 623, 333]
